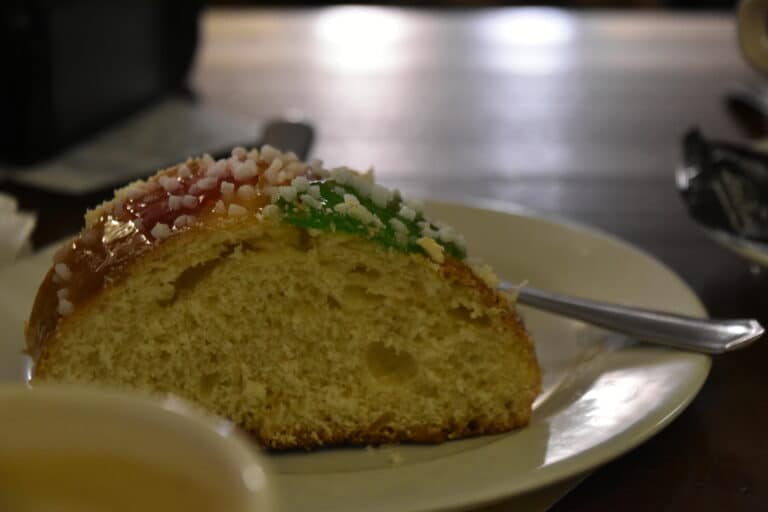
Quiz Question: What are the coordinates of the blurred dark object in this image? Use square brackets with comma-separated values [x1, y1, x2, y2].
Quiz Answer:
[0, 0, 202, 165]
[261, 120, 314, 164]
[678, 128, 768, 240]
[725, 83, 768, 139]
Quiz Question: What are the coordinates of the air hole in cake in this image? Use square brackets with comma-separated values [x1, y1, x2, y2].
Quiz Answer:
[349, 264, 381, 280]
[449, 305, 491, 327]
[326, 295, 342, 310]
[159, 246, 235, 306]
[370, 412, 395, 430]
[417, 382, 438, 398]
[204, 294, 220, 306]
[467, 353, 482, 365]
[86, 351, 100, 366]
[400, 279, 425, 296]
[241, 240, 263, 253]
[295, 229, 313, 252]
[342, 284, 381, 304]
[200, 372, 219, 396]
[365, 342, 417, 382]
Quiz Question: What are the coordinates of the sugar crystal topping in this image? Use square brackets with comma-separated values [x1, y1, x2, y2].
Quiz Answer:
[101, 144, 465, 257]
[270, 172, 466, 260]
[54, 145, 468, 321]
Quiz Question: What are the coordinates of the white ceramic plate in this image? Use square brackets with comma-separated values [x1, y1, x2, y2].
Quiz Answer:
[0, 199, 711, 512]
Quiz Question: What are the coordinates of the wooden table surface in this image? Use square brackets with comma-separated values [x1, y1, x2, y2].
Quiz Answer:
[8, 7, 768, 511]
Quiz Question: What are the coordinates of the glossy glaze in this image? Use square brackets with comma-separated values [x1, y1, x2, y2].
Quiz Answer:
[29, 151, 288, 357]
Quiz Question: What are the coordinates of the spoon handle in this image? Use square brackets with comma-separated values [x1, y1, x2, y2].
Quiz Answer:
[499, 283, 764, 354]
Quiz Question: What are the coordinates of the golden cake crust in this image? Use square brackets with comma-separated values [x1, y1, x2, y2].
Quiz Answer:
[257, 409, 532, 449]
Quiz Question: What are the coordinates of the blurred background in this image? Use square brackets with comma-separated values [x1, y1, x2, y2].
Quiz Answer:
[1, 2, 767, 511]
[0, 0, 748, 172]
[0, 0, 761, 268]
[1, 0, 762, 263]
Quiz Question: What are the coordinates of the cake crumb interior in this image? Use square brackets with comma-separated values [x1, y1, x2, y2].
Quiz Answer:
[37, 222, 538, 448]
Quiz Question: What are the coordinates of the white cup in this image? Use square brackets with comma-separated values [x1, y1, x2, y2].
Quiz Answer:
[0, 384, 272, 512]
[738, 0, 768, 73]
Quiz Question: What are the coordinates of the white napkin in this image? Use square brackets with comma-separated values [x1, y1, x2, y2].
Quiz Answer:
[0, 194, 36, 265]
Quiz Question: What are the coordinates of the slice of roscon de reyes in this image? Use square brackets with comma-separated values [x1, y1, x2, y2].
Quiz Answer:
[25, 146, 540, 449]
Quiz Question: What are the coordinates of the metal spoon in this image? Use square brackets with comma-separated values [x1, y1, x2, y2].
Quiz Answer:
[497, 283, 764, 354]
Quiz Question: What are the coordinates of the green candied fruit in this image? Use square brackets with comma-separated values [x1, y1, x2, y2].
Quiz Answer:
[274, 179, 466, 260]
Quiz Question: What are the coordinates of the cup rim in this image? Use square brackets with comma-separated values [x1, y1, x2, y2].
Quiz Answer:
[0, 383, 271, 511]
